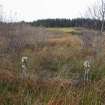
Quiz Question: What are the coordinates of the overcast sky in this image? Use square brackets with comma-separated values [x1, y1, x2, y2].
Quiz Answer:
[0, 0, 97, 22]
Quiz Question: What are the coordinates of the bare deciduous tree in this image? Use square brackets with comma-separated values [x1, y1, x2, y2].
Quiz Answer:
[85, 0, 105, 56]
[0, 5, 3, 22]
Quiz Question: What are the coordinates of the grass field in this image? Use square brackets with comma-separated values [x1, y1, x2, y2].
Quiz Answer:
[0, 24, 105, 105]
[47, 27, 75, 32]
[47, 27, 81, 35]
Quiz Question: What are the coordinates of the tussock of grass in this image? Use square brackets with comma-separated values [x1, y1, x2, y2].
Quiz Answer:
[0, 74, 105, 105]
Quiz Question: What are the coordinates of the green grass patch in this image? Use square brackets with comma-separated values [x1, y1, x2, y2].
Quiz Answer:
[47, 27, 76, 33]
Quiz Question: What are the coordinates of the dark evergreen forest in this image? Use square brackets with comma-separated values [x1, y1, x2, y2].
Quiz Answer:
[30, 18, 102, 30]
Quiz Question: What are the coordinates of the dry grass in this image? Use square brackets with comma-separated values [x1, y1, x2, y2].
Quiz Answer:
[47, 27, 77, 33]
[0, 24, 105, 105]
[48, 35, 81, 48]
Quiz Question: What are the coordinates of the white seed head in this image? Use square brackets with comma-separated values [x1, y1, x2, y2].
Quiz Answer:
[21, 56, 28, 62]
[83, 60, 91, 68]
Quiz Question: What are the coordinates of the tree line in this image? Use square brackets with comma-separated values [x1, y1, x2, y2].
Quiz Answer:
[29, 18, 102, 30]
